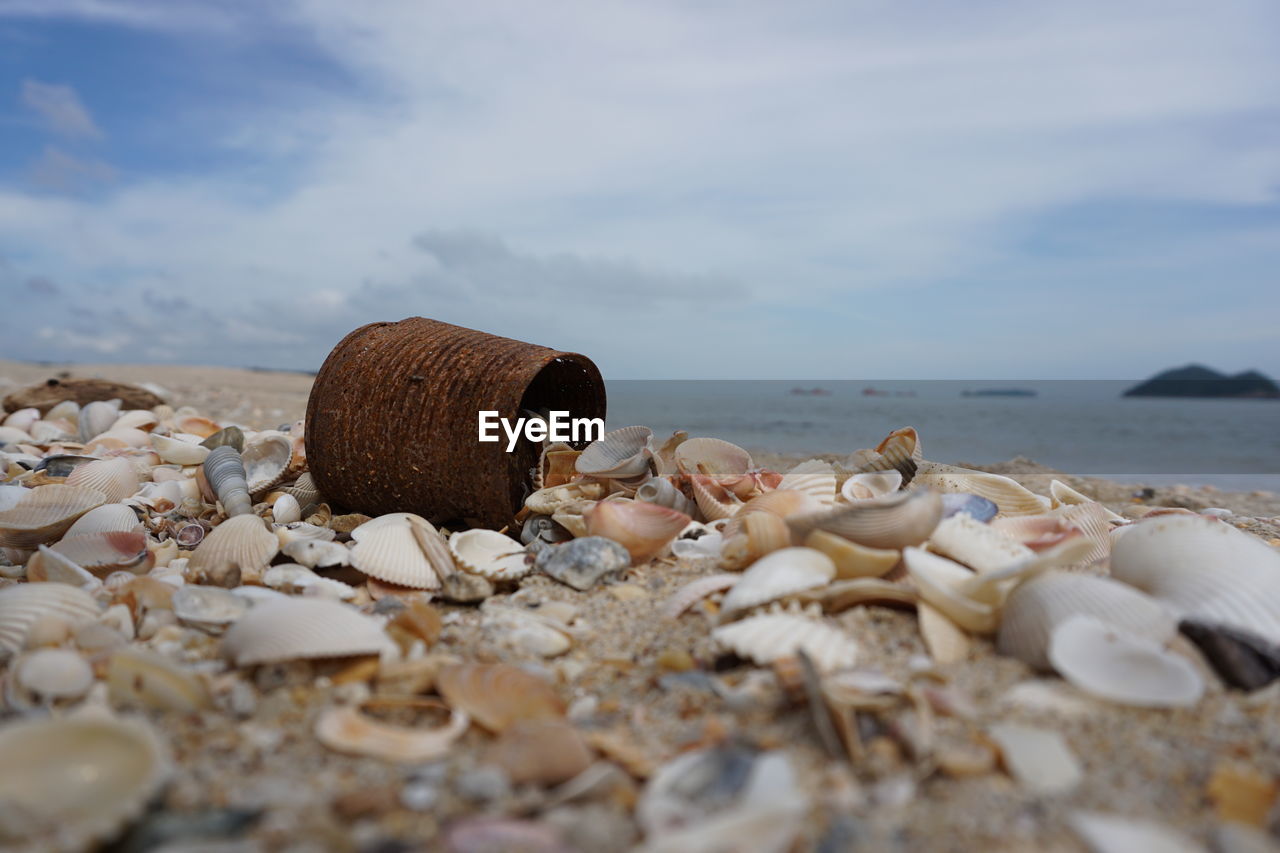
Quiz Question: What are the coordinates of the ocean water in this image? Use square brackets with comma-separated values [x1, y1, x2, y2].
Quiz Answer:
[603, 381, 1280, 493]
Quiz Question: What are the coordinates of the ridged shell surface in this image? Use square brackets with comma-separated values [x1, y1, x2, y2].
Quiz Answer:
[65, 457, 140, 503]
[788, 488, 942, 550]
[712, 602, 858, 672]
[450, 529, 533, 581]
[778, 459, 837, 508]
[221, 598, 393, 665]
[914, 463, 1050, 516]
[674, 437, 753, 477]
[575, 425, 653, 479]
[720, 547, 835, 618]
[242, 431, 293, 495]
[63, 503, 140, 537]
[0, 582, 101, 655]
[349, 513, 443, 589]
[188, 514, 280, 579]
[0, 484, 107, 549]
[928, 513, 1034, 573]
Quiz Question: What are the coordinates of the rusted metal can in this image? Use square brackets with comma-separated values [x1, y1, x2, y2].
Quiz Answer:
[305, 317, 606, 529]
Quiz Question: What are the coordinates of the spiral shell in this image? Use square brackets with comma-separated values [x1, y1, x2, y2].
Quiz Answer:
[202, 446, 253, 518]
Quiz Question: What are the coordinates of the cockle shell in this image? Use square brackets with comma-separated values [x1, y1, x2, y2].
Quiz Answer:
[111, 410, 159, 433]
[171, 585, 248, 632]
[173, 413, 220, 438]
[634, 477, 697, 517]
[736, 489, 821, 520]
[913, 462, 1050, 517]
[450, 529, 533, 581]
[803, 530, 899, 579]
[778, 459, 837, 509]
[150, 434, 210, 465]
[690, 474, 747, 521]
[282, 537, 350, 569]
[1048, 614, 1204, 708]
[576, 425, 653, 480]
[0, 484, 107, 549]
[188, 514, 280, 584]
[315, 703, 470, 763]
[63, 503, 140, 538]
[721, 512, 794, 570]
[993, 503, 1115, 564]
[221, 598, 394, 666]
[435, 663, 566, 733]
[720, 547, 836, 619]
[584, 499, 690, 563]
[787, 488, 943, 550]
[349, 513, 450, 590]
[202, 446, 253, 517]
[1111, 515, 1280, 645]
[241, 431, 293, 496]
[77, 400, 121, 442]
[998, 571, 1176, 670]
[927, 513, 1034, 574]
[663, 573, 740, 619]
[279, 470, 320, 507]
[525, 481, 607, 516]
[51, 528, 150, 576]
[0, 714, 170, 849]
[674, 437, 753, 477]
[1049, 479, 1125, 523]
[64, 457, 140, 504]
[712, 601, 858, 672]
[839, 470, 903, 503]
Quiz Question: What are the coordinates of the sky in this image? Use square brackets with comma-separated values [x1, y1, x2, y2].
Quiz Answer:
[0, 0, 1278, 379]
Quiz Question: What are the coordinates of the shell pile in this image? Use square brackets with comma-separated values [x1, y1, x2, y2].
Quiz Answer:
[1, 383, 1278, 851]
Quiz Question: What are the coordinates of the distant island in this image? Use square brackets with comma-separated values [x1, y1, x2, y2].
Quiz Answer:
[1123, 364, 1280, 399]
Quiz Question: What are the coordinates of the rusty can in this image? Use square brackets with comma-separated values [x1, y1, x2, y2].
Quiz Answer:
[305, 317, 606, 529]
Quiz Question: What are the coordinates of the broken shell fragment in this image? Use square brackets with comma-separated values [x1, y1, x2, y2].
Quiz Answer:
[712, 601, 858, 672]
[1048, 615, 1204, 708]
[450, 529, 533, 582]
[221, 598, 394, 666]
[106, 648, 213, 712]
[720, 547, 836, 620]
[435, 663, 565, 733]
[913, 463, 1050, 516]
[282, 537, 350, 570]
[315, 702, 469, 763]
[988, 723, 1082, 795]
[803, 530, 899, 579]
[0, 484, 107, 549]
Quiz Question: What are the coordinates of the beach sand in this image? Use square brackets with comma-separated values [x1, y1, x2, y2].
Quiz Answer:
[2, 360, 1278, 851]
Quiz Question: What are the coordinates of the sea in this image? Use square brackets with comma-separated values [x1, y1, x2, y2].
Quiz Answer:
[603, 381, 1280, 494]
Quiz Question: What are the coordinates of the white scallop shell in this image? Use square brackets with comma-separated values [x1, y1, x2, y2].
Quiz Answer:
[78, 400, 122, 442]
[720, 547, 836, 619]
[839, 470, 903, 503]
[1111, 514, 1280, 644]
[65, 457, 140, 504]
[997, 570, 1176, 670]
[282, 537, 350, 569]
[1048, 614, 1203, 708]
[789, 488, 943, 551]
[188, 514, 280, 582]
[51, 528, 149, 575]
[449, 529, 532, 581]
[928, 513, 1034, 573]
[0, 582, 101, 656]
[778, 459, 837, 509]
[63, 504, 140, 538]
[349, 513, 447, 590]
[0, 484, 107, 549]
[674, 437, 753, 477]
[262, 564, 356, 600]
[913, 462, 1051, 516]
[575, 425, 653, 479]
[0, 714, 170, 850]
[241, 431, 293, 495]
[150, 433, 210, 465]
[712, 601, 858, 672]
[221, 598, 393, 666]
[663, 573, 740, 619]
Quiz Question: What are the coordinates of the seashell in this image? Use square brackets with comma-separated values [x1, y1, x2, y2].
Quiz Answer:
[436, 663, 565, 733]
[534, 536, 630, 591]
[533, 442, 577, 490]
[450, 529, 533, 582]
[150, 433, 210, 465]
[1069, 811, 1203, 853]
[52, 528, 150, 576]
[787, 488, 943, 550]
[171, 584, 248, 632]
[576, 425, 653, 480]
[634, 477, 697, 517]
[792, 577, 916, 613]
[279, 470, 320, 507]
[271, 493, 301, 524]
[671, 523, 724, 559]
[78, 399, 122, 442]
[171, 521, 204, 548]
[45, 400, 80, 423]
[200, 424, 244, 452]
[173, 413, 219, 438]
[525, 481, 607, 515]
[221, 597, 393, 665]
[274, 520, 335, 547]
[202, 446, 253, 517]
[315, 701, 469, 763]
[928, 513, 1034, 573]
[663, 573, 740, 619]
[1049, 614, 1204, 707]
[30, 419, 76, 443]
[485, 718, 594, 786]
[1050, 479, 1125, 523]
[349, 513, 449, 590]
[674, 437, 753, 477]
[918, 602, 971, 664]
[25, 545, 102, 589]
[0, 425, 32, 445]
[987, 723, 1082, 795]
[803, 530, 899, 579]
[1111, 515, 1280, 645]
[12, 647, 94, 703]
[282, 537, 350, 569]
[913, 462, 1050, 516]
[712, 601, 858, 672]
[690, 474, 747, 521]
[3, 407, 41, 433]
[64, 503, 140, 538]
[902, 547, 997, 633]
[263, 564, 356, 599]
[63, 457, 140, 504]
[482, 606, 573, 657]
[778, 459, 837, 509]
[106, 647, 212, 712]
[721, 512, 793, 570]
[736, 488, 821, 520]
[84, 427, 151, 452]
[720, 547, 836, 619]
[1179, 620, 1280, 692]
[32, 454, 97, 479]
[940, 492, 999, 522]
[0, 714, 170, 849]
[111, 410, 159, 433]
[997, 571, 1176, 670]
[584, 499, 690, 563]
[520, 514, 571, 546]
[188, 514, 280, 585]
[0, 485, 109, 551]
[241, 431, 292, 496]
[839, 470, 903, 503]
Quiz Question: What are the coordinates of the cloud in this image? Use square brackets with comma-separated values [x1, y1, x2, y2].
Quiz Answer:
[27, 146, 116, 191]
[19, 79, 102, 138]
[25, 275, 58, 295]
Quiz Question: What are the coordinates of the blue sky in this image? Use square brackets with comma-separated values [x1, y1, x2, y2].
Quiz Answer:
[0, 0, 1277, 379]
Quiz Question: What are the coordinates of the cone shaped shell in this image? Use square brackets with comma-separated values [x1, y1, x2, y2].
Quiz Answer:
[203, 446, 252, 517]
[435, 663, 565, 733]
[1111, 515, 1280, 645]
[65, 457, 140, 504]
[803, 530, 899, 579]
[1048, 614, 1204, 708]
[712, 602, 858, 672]
[576, 425, 653, 479]
[788, 488, 942, 550]
[0, 582, 101, 655]
[221, 598, 393, 665]
[914, 463, 1050, 516]
[584, 499, 690, 563]
[188, 514, 280, 580]
[349, 513, 446, 590]
[634, 477, 697, 517]
[0, 484, 107, 548]
[998, 571, 1176, 670]
[450, 529, 533, 581]
[674, 437, 753, 477]
[720, 547, 836, 618]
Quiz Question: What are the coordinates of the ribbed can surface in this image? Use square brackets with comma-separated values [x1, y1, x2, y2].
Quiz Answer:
[305, 317, 606, 528]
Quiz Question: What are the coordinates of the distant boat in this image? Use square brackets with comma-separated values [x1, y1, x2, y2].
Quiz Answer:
[862, 387, 890, 397]
[962, 388, 1038, 398]
[789, 387, 831, 396]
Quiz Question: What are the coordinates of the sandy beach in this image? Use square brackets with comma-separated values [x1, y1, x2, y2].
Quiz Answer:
[1, 360, 1279, 852]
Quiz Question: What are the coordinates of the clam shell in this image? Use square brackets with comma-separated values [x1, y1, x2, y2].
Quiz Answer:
[663, 573, 740, 619]
[3, 407, 40, 432]
[721, 511, 794, 570]
[242, 431, 292, 495]
[839, 470, 903, 503]
[435, 662, 566, 733]
[106, 648, 213, 712]
[787, 488, 943, 550]
[51, 528, 150, 575]
[315, 703, 469, 763]
[13, 647, 94, 701]
[902, 547, 997, 633]
[450, 529, 533, 581]
[221, 598, 393, 665]
[914, 463, 1050, 516]
[150, 433, 210, 465]
[111, 410, 158, 433]
[736, 489, 821, 519]
[1111, 515, 1280, 644]
[674, 437, 753, 477]
[0, 484, 107, 549]
[576, 425, 653, 479]
[778, 459, 837, 508]
[997, 571, 1176, 670]
[78, 399, 121, 442]
[928, 513, 1034, 573]
[188, 514, 280, 584]
[63, 503, 140, 537]
[173, 413, 220, 438]
[0, 583, 101, 656]
[271, 493, 301, 524]
[0, 714, 169, 849]
[803, 530, 899, 579]
[1050, 480, 1125, 523]
[349, 513, 447, 590]
[690, 474, 747, 521]
[712, 601, 858, 672]
[64, 457, 140, 503]
[202, 446, 252, 517]
[583, 499, 690, 563]
[720, 547, 836, 619]
[282, 538, 351, 569]
[171, 584, 249, 632]
[279, 470, 320, 507]
[918, 602, 971, 664]
[84, 427, 151, 452]
[634, 477, 697, 517]
[1048, 614, 1204, 708]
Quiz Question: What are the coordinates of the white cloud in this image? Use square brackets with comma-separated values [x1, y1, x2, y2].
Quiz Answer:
[19, 79, 102, 138]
